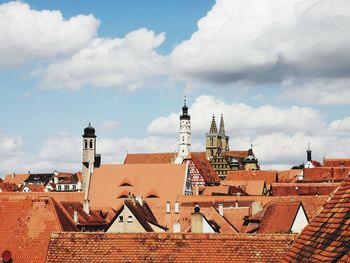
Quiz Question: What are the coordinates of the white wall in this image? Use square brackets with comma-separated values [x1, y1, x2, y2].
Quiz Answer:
[291, 205, 309, 234]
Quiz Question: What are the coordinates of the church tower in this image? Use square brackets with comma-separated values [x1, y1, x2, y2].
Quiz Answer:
[206, 115, 222, 159]
[219, 114, 229, 151]
[175, 98, 191, 163]
[305, 143, 314, 168]
[82, 123, 96, 192]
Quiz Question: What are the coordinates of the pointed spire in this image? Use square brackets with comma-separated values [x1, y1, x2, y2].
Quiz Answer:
[209, 115, 218, 134]
[307, 142, 312, 162]
[219, 114, 225, 135]
[180, 96, 190, 120]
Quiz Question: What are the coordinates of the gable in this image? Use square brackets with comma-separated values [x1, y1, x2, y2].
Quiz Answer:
[290, 204, 309, 234]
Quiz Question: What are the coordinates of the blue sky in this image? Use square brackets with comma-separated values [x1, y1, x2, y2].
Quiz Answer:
[1, 0, 350, 175]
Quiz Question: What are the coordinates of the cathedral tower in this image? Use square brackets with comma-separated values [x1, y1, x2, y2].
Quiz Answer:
[206, 115, 222, 159]
[175, 98, 191, 163]
[219, 114, 229, 151]
[82, 123, 96, 192]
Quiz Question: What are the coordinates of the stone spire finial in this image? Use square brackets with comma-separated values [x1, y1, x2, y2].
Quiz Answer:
[209, 115, 218, 134]
[219, 114, 225, 136]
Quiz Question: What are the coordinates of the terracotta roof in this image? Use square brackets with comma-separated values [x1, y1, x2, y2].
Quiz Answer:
[0, 195, 78, 263]
[284, 177, 350, 262]
[55, 173, 79, 184]
[303, 167, 350, 181]
[222, 180, 266, 195]
[60, 201, 108, 227]
[0, 192, 84, 202]
[277, 170, 303, 183]
[23, 184, 46, 192]
[271, 182, 340, 196]
[225, 170, 278, 185]
[46, 232, 296, 262]
[124, 153, 176, 164]
[224, 150, 249, 159]
[0, 182, 18, 192]
[243, 201, 304, 234]
[221, 207, 250, 232]
[323, 158, 350, 167]
[201, 185, 248, 196]
[190, 152, 220, 184]
[3, 173, 29, 184]
[89, 164, 188, 209]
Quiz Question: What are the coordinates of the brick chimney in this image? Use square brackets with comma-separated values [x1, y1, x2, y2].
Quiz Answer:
[175, 201, 180, 214]
[166, 201, 171, 214]
[218, 203, 224, 216]
[191, 205, 203, 233]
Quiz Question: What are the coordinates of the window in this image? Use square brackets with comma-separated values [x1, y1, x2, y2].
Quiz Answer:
[84, 139, 88, 149]
[72, 185, 76, 191]
[89, 139, 93, 149]
[118, 216, 123, 222]
[210, 137, 213, 146]
[64, 185, 69, 191]
[57, 185, 61, 191]
[182, 136, 184, 142]
[127, 216, 133, 223]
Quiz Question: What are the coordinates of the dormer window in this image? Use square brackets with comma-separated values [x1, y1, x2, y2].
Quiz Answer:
[127, 216, 133, 223]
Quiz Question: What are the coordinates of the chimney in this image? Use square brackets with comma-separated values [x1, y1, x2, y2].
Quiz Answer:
[251, 201, 263, 215]
[83, 199, 90, 215]
[191, 205, 203, 233]
[193, 185, 199, 195]
[175, 201, 180, 214]
[173, 221, 181, 233]
[218, 203, 224, 216]
[135, 196, 143, 206]
[12, 173, 15, 179]
[235, 201, 239, 208]
[166, 201, 171, 214]
[73, 210, 78, 224]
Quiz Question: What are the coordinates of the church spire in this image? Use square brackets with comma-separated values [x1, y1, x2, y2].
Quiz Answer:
[219, 114, 225, 136]
[209, 115, 218, 134]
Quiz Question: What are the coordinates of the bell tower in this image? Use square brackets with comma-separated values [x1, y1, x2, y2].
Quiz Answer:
[175, 97, 191, 163]
[206, 115, 222, 159]
[82, 123, 96, 192]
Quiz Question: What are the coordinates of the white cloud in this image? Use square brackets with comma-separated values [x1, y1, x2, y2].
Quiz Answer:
[99, 120, 119, 131]
[38, 28, 167, 90]
[0, 1, 99, 67]
[147, 95, 326, 137]
[170, 0, 350, 85]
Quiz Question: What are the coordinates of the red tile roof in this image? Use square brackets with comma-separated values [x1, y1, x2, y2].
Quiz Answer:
[243, 201, 304, 234]
[303, 167, 350, 181]
[201, 185, 248, 196]
[323, 158, 350, 167]
[222, 180, 266, 195]
[2, 173, 29, 184]
[46, 232, 296, 262]
[225, 170, 278, 185]
[190, 152, 220, 184]
[124, 153, 177, 164]
[271, 182, 340, 196]
[0, 182, 18, 192]
[89, 164, 188, 209]
[284, 177, 350, 262]
[0, 191, 84, 202]
[0, 195, 77, 263]
[224, 150, 249, 159]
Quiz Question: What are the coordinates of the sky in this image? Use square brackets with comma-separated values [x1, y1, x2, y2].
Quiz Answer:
[1, 0, 350, 176]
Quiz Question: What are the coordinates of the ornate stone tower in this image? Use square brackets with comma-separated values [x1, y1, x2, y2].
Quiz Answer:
[206, 115, 222, 159]
[175, 98, 191, 163]
[219, 114, 229, 152]
[82, 123, 96, 192]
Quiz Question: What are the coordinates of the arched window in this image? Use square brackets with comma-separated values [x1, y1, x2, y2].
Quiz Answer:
[89, 139, 93, 149]
[84, 139, 88, 149]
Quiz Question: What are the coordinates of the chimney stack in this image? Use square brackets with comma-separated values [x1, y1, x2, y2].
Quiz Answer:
[83, 199, 90, 215]
[166, 201, 171, 214]
[173, 221, 181, 233]
[218, 203, 224, 216]
[135, 196, 143, 206]
[73, 210, 78, 224]
[175, 201, 180, 214]
[191, 205, 203, 233]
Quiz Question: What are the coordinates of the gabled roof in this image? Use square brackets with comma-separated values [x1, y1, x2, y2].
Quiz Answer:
[24, 173, 54, 185]
[0, 195, 77, 262]
[89, 164, 188, 209]
[60, 201, 108, 226]
[22, 184, 46, 192]
[223, 180, 266, 195]
[284, 177, 350, 262]
[323, 158, 350, 167]
[243, 201, 306, 234]
[190, 152, 220, 184]
[0, 182, 18, 192]
[3, 173, 29, 184]
[201, 185, 248, 196]
[124, 153, 176, 164]
[46, 232, 296, 262]
[107, 198, 166, 232]
[55, 173, 79, 184]
[224, 150, 250, 159]
[303, 167, 350, 181]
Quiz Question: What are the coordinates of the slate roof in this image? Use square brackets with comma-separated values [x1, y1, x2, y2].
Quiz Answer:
[24, 173, 54, 185]
[284, 177, 350, 262]
[124, 153, 176, 164]
[46, 232, 296, 262]
[0, 195, 77, 263]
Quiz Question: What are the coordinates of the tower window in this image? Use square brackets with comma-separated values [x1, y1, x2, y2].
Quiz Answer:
[210, 137, 213, 146]
[84, 139, 88, 149]
[89, 139, 93, 149]
[182, 136, 184, 142]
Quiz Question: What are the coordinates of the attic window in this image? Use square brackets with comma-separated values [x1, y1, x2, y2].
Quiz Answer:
[118, 194, 128, 199]
[127, 216, 133, 223]
[146, 194, 159, 199]
[119, 182, 132, 187]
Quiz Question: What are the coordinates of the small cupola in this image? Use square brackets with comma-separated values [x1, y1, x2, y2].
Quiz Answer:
[83, 123, 96, 138]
